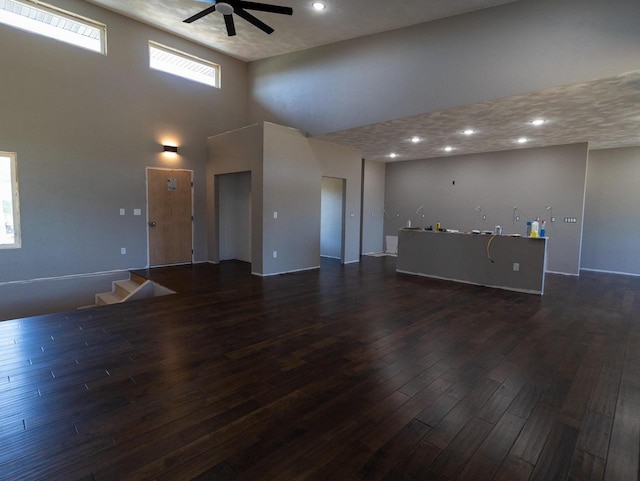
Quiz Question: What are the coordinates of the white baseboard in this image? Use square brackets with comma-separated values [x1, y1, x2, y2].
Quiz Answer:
[580, 267, 640, 278]
[545, 270, 580, 277]
[0, 268, 146, 287]
[253, 265, 321, 277]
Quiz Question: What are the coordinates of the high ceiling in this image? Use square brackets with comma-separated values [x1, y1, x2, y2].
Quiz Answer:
[84, 0, 640, 160]
[84, 0, 520, 62]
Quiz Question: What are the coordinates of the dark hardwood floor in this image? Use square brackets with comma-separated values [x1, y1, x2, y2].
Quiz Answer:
[1, 256, 639, 481]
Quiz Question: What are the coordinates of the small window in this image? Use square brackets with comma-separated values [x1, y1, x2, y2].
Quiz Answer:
[0, 151, 21, 249]
[0, 0, 106, 54]
[149, 41, 220, 88]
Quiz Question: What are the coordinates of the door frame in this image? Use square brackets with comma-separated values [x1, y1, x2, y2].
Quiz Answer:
[145, 167, 195, 267]
[320, 176, 347, 264]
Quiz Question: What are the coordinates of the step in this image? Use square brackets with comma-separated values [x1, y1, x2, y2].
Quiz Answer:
[96, 291, 125, 306]
[114, 280, 141, 299]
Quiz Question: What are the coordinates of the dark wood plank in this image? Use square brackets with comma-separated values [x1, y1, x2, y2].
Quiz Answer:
[0, 260, 638, 480]
[457, 412, 526, 481]
[529, 422, 580, 481]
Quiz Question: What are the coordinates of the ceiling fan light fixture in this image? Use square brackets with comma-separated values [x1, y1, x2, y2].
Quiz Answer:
[215, 2, 234, 15]
[312, 2, 326, 11]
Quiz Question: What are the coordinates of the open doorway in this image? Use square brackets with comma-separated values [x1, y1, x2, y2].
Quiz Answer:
[321, 176, 346, 263]
[216, 172, 251, 262]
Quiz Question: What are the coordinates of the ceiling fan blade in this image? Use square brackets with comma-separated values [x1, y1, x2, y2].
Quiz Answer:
[234, 8, 274, 34]
[238, 1, 293, 15]
[184, 5, 217, 23]
[224, 14, 236, 36]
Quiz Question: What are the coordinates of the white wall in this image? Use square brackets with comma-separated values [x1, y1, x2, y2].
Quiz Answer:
[582, 147, 640, 276]
[248, 0, 640, 135]
[384, 143, 589, 275]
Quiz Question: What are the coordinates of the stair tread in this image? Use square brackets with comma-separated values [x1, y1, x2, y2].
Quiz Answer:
[97, 291, 125, 305]
[114, 280, 141, 294]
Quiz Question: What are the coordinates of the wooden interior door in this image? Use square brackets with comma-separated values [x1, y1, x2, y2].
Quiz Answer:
[147, 168, 193, 266]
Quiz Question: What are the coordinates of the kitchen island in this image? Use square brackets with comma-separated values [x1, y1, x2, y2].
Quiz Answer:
[397, 229, 547, 295]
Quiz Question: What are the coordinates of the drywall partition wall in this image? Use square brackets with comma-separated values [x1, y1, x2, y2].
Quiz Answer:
[320, 177, 345, 260]
[0, 0, 248, 316]
[582, 147, 640, 276]
[384, 143, 589, 275]
[216, 172, 252, 262]
[248, 0, 640, 135]
[207, 124, 264, 271]
[362, 160, 385, 254]
[310, 138, 362, 264]
[262, 123, 322, 274]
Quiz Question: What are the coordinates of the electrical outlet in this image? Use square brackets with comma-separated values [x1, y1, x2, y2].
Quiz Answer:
[513, 262, 520, 272]
[273, 211, 278, 219]
[483, 215, 487, 220]
[273, 251, 277, 259]
[551, 217, 555, 222]
[516, 215, 520, 222]
[121, 247, 126, 255]
[134, 209, 141, 216]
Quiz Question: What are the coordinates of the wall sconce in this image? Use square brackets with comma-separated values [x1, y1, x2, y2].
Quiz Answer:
[163, 145, 178, 154]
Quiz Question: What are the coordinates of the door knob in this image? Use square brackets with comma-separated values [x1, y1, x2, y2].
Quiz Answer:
[148, 221, 157, 227]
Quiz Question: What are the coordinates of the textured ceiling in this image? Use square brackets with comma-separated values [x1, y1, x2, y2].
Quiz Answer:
[84, 0, 520, 62]
[316, 71, 640, 162]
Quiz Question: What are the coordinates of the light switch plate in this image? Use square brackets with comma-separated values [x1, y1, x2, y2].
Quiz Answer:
[119, 208, 125, 216]
[134, 209, 141, 216]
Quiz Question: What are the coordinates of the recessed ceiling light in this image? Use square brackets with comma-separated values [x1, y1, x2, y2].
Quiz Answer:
[530, 119, 546, 126]
[462, 129, 476, 136]
[389, 153, 398, 158]
[312, 2, 326, 10]
[443, 146, 454, 152]
[516, 137, 529, 144]
[410, 136, 421, 143]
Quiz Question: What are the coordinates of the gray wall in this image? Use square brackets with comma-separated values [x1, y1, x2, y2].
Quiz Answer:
[320, 177, 344, 259]
[0, 271, 128, 321]
[207, 122, 362, 275]
[207, 124, 264, 271]
[248, 0, 640, 135]
[384, 143, 589, 275]
[582, 147, 640, 276]
[217, 172, 252, 262]
[311, 138, 362, 264]
[262, 123, 322, 274]
[362, 160, 386, 254]
[0, 0, 248, 319]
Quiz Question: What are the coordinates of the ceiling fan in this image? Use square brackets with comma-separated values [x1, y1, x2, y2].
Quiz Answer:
[184, 0, 293, 36]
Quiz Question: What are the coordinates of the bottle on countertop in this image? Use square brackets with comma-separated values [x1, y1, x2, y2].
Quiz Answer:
[531, 219, 539, 237]
[540, 220, 546, 237]
[526, 221, 532, 237]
